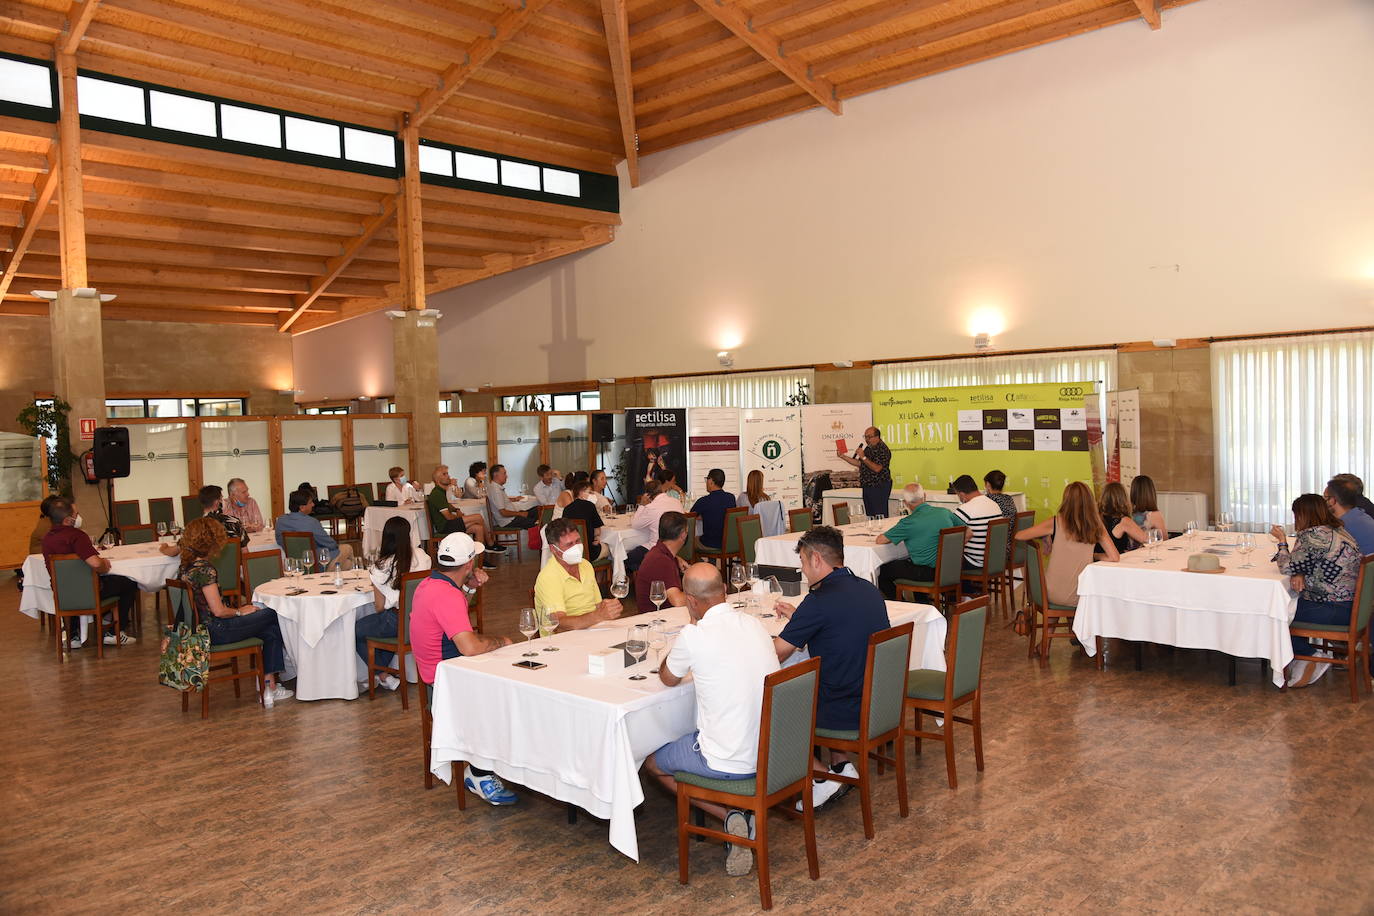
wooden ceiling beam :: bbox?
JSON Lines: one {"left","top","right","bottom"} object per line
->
{"left": 0, "top": 149, "right": 58, "bottom": 304}
{"left": 0, "top": 299, "right": 293, "bottom": 326}
{"left": 412, "top": 0, "right": 555, "bottom": 128}
{"left": 600, "top": 0, "right": 640, "bottom": 186}
{"left": 15, "top": 253, "right": 389, "bottom": 297}
{"left": 58, "top": 0, "right": 102, "bottom": 54}
{"left": 420, "top": 121, "right": 619, "bottom": 173}
{"left": 373, "top": 225, "right": 541, "bottom": 255}
{"left": 81, "top": 189, "right": 365, "bottom": 237}
{"left": 79, "top": 161, "right": 384, "bottom": 216}
{"left": 750, "top": 0, "right": 836, "bottom": 29}
{"left": 47, "top": 211, "right": 347, "bottom": 257}
{"left": 1132, "top": 0, "right": 1162, "bottom": 29}
{"left": 278, "top": 196, "right": 396, "bottom": 331}
{"left": 421, "top": 182, "right": 621, "bottom": 226}
{"left": 780, "top": 0, "right": 950, "bottom": 56}
{"left": 2, "top": 283, "right": 334, "bottom": 312}
{"left": 26, "top": 232, "right": 331, "bottom": 276}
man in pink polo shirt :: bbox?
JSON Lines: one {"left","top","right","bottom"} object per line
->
{"left": 410, "top": 531, "right": 515, "bottom": 805}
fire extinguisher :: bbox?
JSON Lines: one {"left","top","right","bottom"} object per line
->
{"left": 80, "top": 449, "right": 98, "bottom": 484}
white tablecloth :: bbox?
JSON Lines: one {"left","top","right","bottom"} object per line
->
{"left": 254, "top": 570, "right": 378, "bottom": 700}
{"left": 361, "top": 505, "right": 429, "bottom": 555}
{"left": 1073, "top": 532, "right": 1297, "bottom": 686}
{"left": 600, "top": 515, "right": 648, "bottom": 580}
{"left": 754, "top": 522, "right": 906, "bottom": 584}
{"left": 821, "top": 488, "right": 1027, "bottom": 525}
{"left": 18, "top": 530, "right": 277, "bottom": 618}
{"left": 429, "top": 599, "right": 944, "bottom": 861}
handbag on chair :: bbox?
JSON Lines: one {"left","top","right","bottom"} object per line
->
{"left": 158, "top": 622, "right": 210, "bottom": 692}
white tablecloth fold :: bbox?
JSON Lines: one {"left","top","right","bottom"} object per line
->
{"left": 254, "top": 570, "right": 377, "bottom": 700}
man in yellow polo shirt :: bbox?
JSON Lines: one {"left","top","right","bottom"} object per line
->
{"left": 535, "top": 518, "right": 623, "bottom": 631}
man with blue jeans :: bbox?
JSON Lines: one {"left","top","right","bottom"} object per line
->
{"left": 838, "top": 426, "right": 892, "bottom": 518}
{"left": 645, "top": 563, "right": 779, "bottom": 877}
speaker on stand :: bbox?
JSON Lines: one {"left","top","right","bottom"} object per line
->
{"left": 92, "top": 426, "right": 131, "bottom": 544}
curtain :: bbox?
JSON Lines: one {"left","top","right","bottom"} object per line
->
{"left": 652, "top": 369, "right": 813, "bottom": 409}
{"left": 1212, "top": 331, "right": 1374, "bottom": 527}
{"left": 872, "top": 349, "right": 1117, "bottom": 392}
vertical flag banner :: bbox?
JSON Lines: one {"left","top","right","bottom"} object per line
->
{"left": 741, "top": 407, "right": 804, "bottom": 509}
{"left": 686, "top": 408, "right": 741, "bottom": 496}
{"left": 1116, "top": 389, "right": 1141, "bottom": 489}
{"left": 624, "top": 408, "right": 687, "bottom": 503}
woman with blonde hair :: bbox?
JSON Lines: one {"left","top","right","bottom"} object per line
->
{"left": 1099, "top": 481, "right": 1148, "bottom": 554}
{"left": 736, "top": 469, "right": 770, "bottom": 514}
{"left": 176, "top": 516, "right": 292, "bottom": 703}
{"left": 1016, "top": 481, "right": 1120, "bottom": 607}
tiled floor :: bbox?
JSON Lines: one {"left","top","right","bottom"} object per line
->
{"left": 2, "top": 554, "right": 1371, "bottom": 914}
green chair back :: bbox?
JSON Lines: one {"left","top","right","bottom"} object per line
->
{"left": 326, "top": 484, "right": 348, "bottom": 501}
{"left": 166, "top": 578, "right": 197, "bottom": 628}
{"left": 833, "top": 503, "right": 851, "bottom": 527}
{"left": 120, "top": 524, "right": 157, "bottom": 545}
{"left": 1025, "top": 540, "right": 1047, "bottom": 610}
{"left": 282, "top": 531, "right": 316, "bottom": 570}
{"left": 113, "top": 500, "right": 141, "bottom": 528}
{"left": 1354, "top": 555, "right": 1374, "bottom": 631}
{"left": 788, "top": 508, "right": 813, "bottom": 534}
{"left": 538, "top": 504, "right": 555, "bottom": 527}
{"left": 677, "top": 513, "right": 698, "bottom": 563}
{"left": 213, "top": 539, "right": 242, "bottom": 594}
{"left": 865, "top": 624, "right": 914, "bottom": 741}
{"left": 148, "top": 498, "right": 175, "bottom": 528}
{"left": 181, "top": 495, "right": 203, "bottom": 527}
{"left": 1011, "top": 511, "right": 1035, "bottom": 566}
{"left": 50, "top": 555, "right": 99, "bottom": 611}
{"left": 948, "top": 597, "right": 988, "bottom": 699}
{"left": 936, "top": 526, "right": 967, "bottom": 588}
{"left": 354, "top": 483, "right": 375, "bottom": 504}
{"left": 762, "top": 657, "right": 821, "bottom": 796}
{"left": 720, "top": 506, "right": 747, "bottom": 553}
{"left": 243, "top": 549, "right": 283, "bottom": 596}
{"left": 737, "top": 515, "right": 763, "bottom": 565}
{"left": 983, "top": 518, "right": 1011, "bottom": 576}
{"left": 399, "top": 569, "right": 428, "bottom": 643}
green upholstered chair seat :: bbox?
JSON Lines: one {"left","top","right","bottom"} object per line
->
{"left": 814, "top": 726, "right": 859, "bottom": 741}
{"left": 1291, "top": 621, "right": 1351, "bottom": 633}
{"left": 905, "top": 668, "right": 946, "bottom": 701}
{"left": 210, "top": 637, "right": 264, "bottom": 653}
{"left": 674, "top": 771, "right": 757, "bottom": 796}
{"left": 894, "top": 578, "right": 935, "bottom": 588}
{"left": 695, "top": 542, "right": 723, "bottom": 556}
{"left": 1047, "top": 601, "right": 1077, "bottom": 612}
{"left": 591, "top": 554, "right": 612, "bottom": 567}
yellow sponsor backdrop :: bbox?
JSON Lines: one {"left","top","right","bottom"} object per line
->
{"left": 871, "top": 382, "right": 1099, "bottom": 517}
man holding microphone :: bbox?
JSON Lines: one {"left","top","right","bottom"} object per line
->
{"left": 839, "top": 426, "right": 892, "bottom": 519}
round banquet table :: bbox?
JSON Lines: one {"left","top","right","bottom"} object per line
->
{"left": 361, "top": 504, "right": 429, "bottom": 556}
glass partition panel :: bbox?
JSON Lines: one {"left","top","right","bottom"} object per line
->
{"left": 0, "top": 431, "right": 44, "bottom": 503}
{"left": 496, "top": 415, "right": 541, "bottom": 496}
{"left": 597, "top": 413, "right": 628, "bottom": 505}
{"left": 353, "top": 418, "right": 410, "bottom": 491}
{"left": 547, "top": 414, "right": 588, "bottom": 478}
{"left": 440, "top": 417, "right": 490, "bottom": 486}
{"left": 282, "top": 419, "right": 343, "bottom": 502}
{"left": 200, "top": 421, "right": 270, "bottom": 524}
{"left": 117, "top": 423, "right": 189, "bottom": 522}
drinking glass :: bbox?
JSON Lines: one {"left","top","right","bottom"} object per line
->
{"left": 518, "top": 607, "right": 538, "bottom": 656}
{"left": 1145, "top": 529, "right": 1161, "bottom": 563}
{"left": 649, "top": 580, "right": 666, "bottom": 618}
{"left": 610, "top": 576, "right": 629, "bottom": 601}
{"left": 626, "top": 624, "right": 649, "bottom": 679}
{"left": 1218, "top": 512, "right": 1233, "bottom": 534}
{"left": 1238, "top": 533, "right": 1255, "bottom": 569}
{"left": 729, "top": 562, "right": 747, "bottom": 596}
{"left": 1184, "top": 520, "right": 1196, "bottom": 542}
{"left": 538, "top": 603, "right": 560, "bottom": 650}
{"left": 156, "top": 522, "right": 168, "bottom": 538}
{"left": 170, "top": 525, "right": 182, "bottom": 538}
{"left": 649, "top": 623, "right": 667, "bottom": 674}
{"left": 318, "top": 549, "right": 331, "bottom": 573}
{"left": 853, "top": 513, "right": 868, "bottom": 531}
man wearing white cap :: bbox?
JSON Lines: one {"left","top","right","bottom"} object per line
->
{"left": 410, "top": 531, "right": 517, "bottom": 805}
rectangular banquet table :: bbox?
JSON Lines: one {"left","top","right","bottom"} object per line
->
{"left": 253, "top": 568, "right": 381, "bottom": 700}
{"left": 753, "top": 521, "right": 907, "bottom": 584}
{"left": 1073, "top": 531, "right": 1298, "bottom": 686}
{"left": 428, "top": 598, "right": 946, "bottom": 861}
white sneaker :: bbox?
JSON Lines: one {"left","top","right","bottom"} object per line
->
{"left": 377, "top": 673, "right": 401, "bottom": 691}
{"left": 263, "top": 684, "right": 293, "bottom": 708}
{"left": 102, "top": 632, "right": 137, "bottom": 646}
{"left": 794, "top": 767, "right": 852, "bottom": 812}
{"left": 1287, "top": 658, "right": 1315, "bottom": 688}
{"left": 723, "top": 810, "right": 754, "bottom": 877}
{"left": 1306, "top": 649, "right": 1334, "bottom": 685}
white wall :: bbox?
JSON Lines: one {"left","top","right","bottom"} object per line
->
{"left": 293, "top": 0, "right": 1374, "bottom": 400}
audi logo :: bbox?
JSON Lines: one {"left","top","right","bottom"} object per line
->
{"left": 1059, "top": 386, "right": 1085, "bottom": 396}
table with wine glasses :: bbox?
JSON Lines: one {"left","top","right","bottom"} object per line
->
{"left": 753, "top": 520, "right": 907, "bottom": 584}
{"left": 360, "top": 504, "right": 429, "bottom": 556}
{"left": 428, "top": 597, "right": 946, "bottom": 861}
{"left": 252, "top": 567, "right": 384, "bottom": 701}
{"left": 1074, "top": 529, "right": 1297, "bottom": 686}
{"left": 599, "top": 513, "right": 648, "bottom": 579}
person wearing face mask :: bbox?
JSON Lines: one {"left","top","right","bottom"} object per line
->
{"left": 771, "top": 525, "right": 888, "bottom": 812}
{"left": 533, "top": 518, "right": 623, "bottom": 631}
{"left": 224, "top": 478, "right": 266, "bottom": 533}
{"left": 39, "top": 497, "right": 139, "bottom": 648}
{"left": 385, "top": 466, "right": 421, "bottom": 504}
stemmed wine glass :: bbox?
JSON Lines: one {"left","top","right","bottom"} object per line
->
{"left": 1184, "top": 520, "right": 1197, "bottom": 543}
{"left": 169, "top": 524, "right": 182, "bottom": 539}
{"left": 729, "top": 562, "right": 747, "bottom": 599}
{"left": 1218, "top": 512, "right": 1233, "bottom": 535}
{"left": 648, "top": 622, "right": 667, "bottom": 674}
{"left": 518, "top": 607, "right": 539, "bottom": 656}
{"left": 538, "top": 603, "right": 559, "bottom": 651}
{"left": 649, "top": 580, "right": 666, "bottom": 621}
{"left": 1145, "top": 529, "right": 1162, "bottom": 563}
{"left": 626, "top": 624, "right": 649, "bottom": 679}
{"left": 1237, "top": 533, "right": 1255, "bottom": 569}
{"left": 610, "top": 575, "right": 630, "bottom": 603}
{"left": 317, "top": 549, "right": 331, "bottom": 575}
{"left": 156, "top": 522, "right": 168, "bottom": 539}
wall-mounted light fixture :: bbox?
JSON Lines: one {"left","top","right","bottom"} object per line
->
{"left": 31, "top": 289, "right": 117, "bottom": 302}
{"left": 717, "top": 350, "right": 734, "bottom": 369}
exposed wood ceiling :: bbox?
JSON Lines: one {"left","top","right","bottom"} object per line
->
{"left": 0, "top": 0, "right": 1199, "bottom": 331}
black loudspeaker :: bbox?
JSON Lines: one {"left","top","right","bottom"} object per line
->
{"left": 92, "top": 426, "right": 131, "bottom": 479}
{"left": 591, "top": 413, "right": 615, "bottom": 443}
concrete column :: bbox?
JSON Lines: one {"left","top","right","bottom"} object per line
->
{"left": 391, "top": 310, "right": 441, "bottom": 481}
{"left": 50, "top": 288, "right": 105, "bottom": 532}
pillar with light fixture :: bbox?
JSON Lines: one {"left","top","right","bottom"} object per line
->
{"left": 389, "top": 307, "right": 443, "bottom": 479}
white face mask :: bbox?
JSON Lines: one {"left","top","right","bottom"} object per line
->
{"left": 71, "top": 514, "right": 83, "bottom": 528}
{"left": 396, "top": 476, "right": 408, "bottom": 486}
{"left": 557, "top": 542, "right": 584, "bottom": 565}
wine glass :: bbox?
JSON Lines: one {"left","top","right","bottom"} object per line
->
{"left": 1238, "top": 533, "right": 1254, "bottom": 569}
{"left": 610, "top": 575, "right": 629, "bottom": 601}
{"left": 1218, "top": 512, "right": 1233, "bottom": 535}
{"left": 760, "top": 575, "right": 781, "bottom": 617}
{"left": 518, "top": 607, "right": 539, "bottom": 656}
{"left": 648, "top": 622, "right": 667, "bottom": 674}
{"left": 156, "top": 522, "right": 168, "bottom": 539}
{"left": 729, "top": 562, "right": 747, "bottom": 596}
{"left": 170, "top": 524, "right": 182, "bottom": 539}
{"left": 538, "top": 603, "right": 559, "bottom": 650}
{"left": 317, "top": 549, "right": 331, "bottom": 574}
{"left": 853, "top": 512, "right": 868, "bottom": 531}
{"left": 1145, "top": 529, "right": 1161, "bottom": 563}
{"left": 649, "top": 580, "right": 666, "bottom": 620}
{"left": 626, "top": 624, "right": 649, "bottom": 679}
{"left": 1184, "top": 520, "right": 1196, "bottom": 542}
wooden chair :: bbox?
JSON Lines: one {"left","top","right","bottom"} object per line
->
{"left": 1005, "top": 510, "right": 1036, "bottom": 628}
{"left": 119, "top": 523, "right": 158, "bottom": 545}
{"left": 1024, "top": 540, "right": 1097, "bottom": 667}
{"left": 736, "top": 514, "right": 763, "bottom": 566}
{"left": 491, "top": 514, "right": 525, "bottom": 560}
{"left": 212, "top": 538, "right": 243, "bottom": 607}
{"left": 366, "top": 569, "right": 427, "bottom": 711}
{"left": 46, "top": 554, "right": 120, "bottom": 661}
{"left": 813, "top": 623, "right": 914, "bottom": 839}
{"left": 281, "top": 531, "right": 317, "bottom": 572}
{"left": 674, "top": 657, "right": 822, "bottom": 911}
{"left": 903, "top": 596, "right": 988, "bottom": 789}
{"left": 677, "top": 512, "right": 699, "bottom": 564}
{"left": 788, "top": 508, "right": 813, "bottom": 534}
{"left": 695, "top": 506, "right": 748, "bottom": 569}
{"left": 353, "top": 482, "right": 376, "bottom": 504}
{"left": 895, "top": 526, "right": 968, "bottom": 611}
{"left": 377, "top": 482, "right": 392, "bottom": 502}
{"left": 241, "top": 549, "right": 283, "bottom": 599}
{"left": 148, "top": 497, "right": 175, "bottom": 531}
{"left": 567, "top": 517, "right": 613, "bottom": 587}
{"left": 1289, "top": 554, "right": 1374, "bottom": 703}
{"left": 832, "top": 502, "right": 851, "bottom": 527}
{"left": 417, "top": 678, "right": 466, "bottom": 807}
{"left": 180, "top": 495, "right": 203, "bottom": 528}
{"left": 537, "top": 504, "right": 556, "bottom": 527}
{"left": 166, "top": 578, "right": 265, "bottom": 719}
{"left": 113, "top": 499, "right": 141, "bottom": 528}
{"left": 960, "top": 517, "right": 1011, "bottom": 616}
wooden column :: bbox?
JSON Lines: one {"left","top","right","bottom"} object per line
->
{"left": 397, "top": 121, "right": 425, "bottom": 311}
{"left": 185, "top": 420, "right": 203, "bottom": 494}
{"left": 55, "top": 52, "right": 87, "bottom": 289}
{"left": 341, "top": 417, "right": 356, "bottom": 485}
{"left": 267, "top": 418, "right": 284, "bottom": 519}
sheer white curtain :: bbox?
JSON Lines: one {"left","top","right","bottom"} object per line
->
{"left": 873, "top": 349, "right": 1117, "bottom": 392}
{"left": 652, "top": 368, "right": 813, "bottom": 408}
{"left": 1212, "top": 331, "right": 1374, "bottom": 527}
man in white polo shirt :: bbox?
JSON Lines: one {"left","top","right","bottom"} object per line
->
{"left": 644, "top": 563, "right": 779, "bottom": 878}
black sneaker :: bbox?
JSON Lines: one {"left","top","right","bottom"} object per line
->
{"left": 483, "top": 557, "right": 500, "bottom": 569}
{"left": 487, "top": 543, "right": 508, "bottom": 553}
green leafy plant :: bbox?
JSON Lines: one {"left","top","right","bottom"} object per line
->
{"left": 784, "top": 381, "right": 811, "bottom": 407}
{"left": 17, "top": 398, "right": 74, "bottom": 496}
